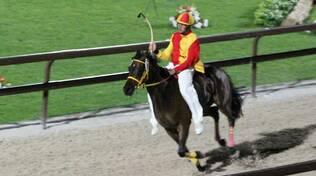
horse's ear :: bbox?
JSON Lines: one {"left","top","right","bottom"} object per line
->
{"left": 132, "top": 50, "right": 142, "bottom": 60}
{"left": 136, "top": 50, "right": 141, "bottom": 57}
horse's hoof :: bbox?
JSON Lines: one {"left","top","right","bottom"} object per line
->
{"left": 195, "top": 151, "right": 205, "bottom": 159}
{"left": 219, "top": 139, "right": 227, "bottom": 147}
{"left": 227, "top": 147, "right": 240, "bottom": 159}
{"left": 178, "top": 147, "right": 189, "bottom": 157}
{"left": 197, "top": 165, "right": 206, "bottom": 172}
{"left": 230, "top": 149, "right": 240, "bottom": 159}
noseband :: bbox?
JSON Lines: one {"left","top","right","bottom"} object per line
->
{"left": 127, "top": 58, "right": 169, "bottom": 88}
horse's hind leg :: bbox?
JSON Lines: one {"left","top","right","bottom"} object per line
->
{"left": 228, "top": 118, "right": 236, "bottom": 148}
{"left": 215, "top": 103, "right": 237, "bottom": 148}
{"left": 208, "top": 106, "right": 226, "bottom": 147}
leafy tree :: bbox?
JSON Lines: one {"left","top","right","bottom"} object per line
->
{"left": 254, "top": 0, "right": 298, "bottom": 27}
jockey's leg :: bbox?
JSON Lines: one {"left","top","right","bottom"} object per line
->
{"left": 147, "top": 93, "right": 159, "bottom": 135}
{"left": 178, "top": 69, "right": 204, "bottom": 135}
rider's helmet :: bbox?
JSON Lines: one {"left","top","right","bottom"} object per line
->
{"left": 176, "top": 12, "right": 195, "bottom": 26}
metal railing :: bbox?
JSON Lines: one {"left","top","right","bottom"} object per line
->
{"left": 0, "top": 23, "right": 316, "bottom": 129}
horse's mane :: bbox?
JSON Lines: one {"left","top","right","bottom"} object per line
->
{"left": 147, "top": 53, "right": 170, "bottom": 79}
{"left": 157, "top": 66, "right": 170, "bottom": 78}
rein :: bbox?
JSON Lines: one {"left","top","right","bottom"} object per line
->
{"left": 127, "top": 59, "right": 170, "bottom": 88}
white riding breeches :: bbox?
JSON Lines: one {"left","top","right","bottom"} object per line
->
{"left": 177, "top": 68, "right": 204, "bottom": 124}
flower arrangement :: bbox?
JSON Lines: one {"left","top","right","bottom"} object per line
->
{"left": 169, "top": 5, "right": 209, "bottom": 29}
{"left": 254, "top": 0, "right": 299, "bottom": 27}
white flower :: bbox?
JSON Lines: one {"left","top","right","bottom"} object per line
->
{"left": 169, "top": 16, "right": 175, "bottom": 21}
{"left": 194, "top": 15, "right": 201, "bottom": 21}
{"left": 192, "top": 10, "right": 200, "bottom": 16}
{"left": 169, "top": 17, "right": 177, "bottom": 28}
{"left": 194, "top": 22, "right": 202, "bottom": 29}
{"left": 203, "top": 19, "right": 209, "bottom": 27}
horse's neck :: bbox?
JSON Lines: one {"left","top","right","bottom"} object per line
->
{"left": 146, "top": 66, "right": 176, "bottom": 97}
{"left": 146, "top": 66, "right": 168, "bottom": 85}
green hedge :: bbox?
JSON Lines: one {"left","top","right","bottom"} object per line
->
{"left": 254, "top": 0, "right": 299, "bottom": 27}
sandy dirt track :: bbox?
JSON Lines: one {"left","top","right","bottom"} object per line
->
{"left": 0, "top": 81, "right": 316, "bottom": 176}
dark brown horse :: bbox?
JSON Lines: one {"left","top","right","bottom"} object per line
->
{"left": 123, "top": 50, "right": 243, "bottom": 171}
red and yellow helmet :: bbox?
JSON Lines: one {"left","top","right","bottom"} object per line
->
{"left": 176, "top": 12, "right": 195, "bottom": 26}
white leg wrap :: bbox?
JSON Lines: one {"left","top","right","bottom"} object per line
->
{"left": 147, "top": 93, "right": 159, "bottom": 135}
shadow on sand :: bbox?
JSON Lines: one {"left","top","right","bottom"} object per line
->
{"left": 201, "top": 124, "right": 316, "bottom": 174}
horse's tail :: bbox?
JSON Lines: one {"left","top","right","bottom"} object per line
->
{"left": 231, "top": 83, "right": 243, "bottom": 119}
{"left": 205, "top": 66, "right": 243, "bottom": 119}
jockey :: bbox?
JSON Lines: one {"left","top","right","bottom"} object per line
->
{"left": 149, "top": 12, "right": 204, "bottom": 135}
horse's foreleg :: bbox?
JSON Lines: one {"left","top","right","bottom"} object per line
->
{"left": 165, "top": 128, "right": 179, "bottom": 144}
{"left": 228, "top": 119, "right": 236, "bottom": 148}
{"left": 177, "top": 124, "right": 189, "bottom": 157}
{"left": 165, "top": 127, "right": 191, "bottom": 157}
{"left": 185, "top": 151, "right": 205, "bottom": 172}
{"left": 178, "top": 124, "right": 206, "bottom": 172}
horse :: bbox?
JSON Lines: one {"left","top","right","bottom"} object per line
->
{"left": 123, "top": 50, "right": 243, "bottom": 171}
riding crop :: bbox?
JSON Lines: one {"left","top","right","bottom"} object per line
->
{"left": 137, "top": 12, "right": 154, "bottom": 53}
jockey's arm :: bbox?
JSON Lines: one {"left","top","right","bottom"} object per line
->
{"left": 154, "top": 35, "right": 174, "bottom": 61}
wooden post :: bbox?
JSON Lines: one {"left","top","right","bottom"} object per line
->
{"left": 42, "top": 60, "right": 54, "bottom": 129}
{"left": 251, "top": 36, "right": 261, "bottom": 97}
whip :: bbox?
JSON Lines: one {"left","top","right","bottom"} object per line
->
{"left": 137, "top": 12, "right": 154, "bottom": 48}
{"left": 137, "top": 12, "right": 155, "bottom": 72}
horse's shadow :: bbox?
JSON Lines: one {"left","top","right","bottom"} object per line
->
{"left": 201, "top": 124, "right": 316, "bottom": 174}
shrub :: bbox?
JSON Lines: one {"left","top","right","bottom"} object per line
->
{"left": 254, "top": 0, "right": 299, "bottom": 27}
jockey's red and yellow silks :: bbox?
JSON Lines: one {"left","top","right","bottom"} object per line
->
{"left": 157, "top": 31, "right": 204, "bottom": 73}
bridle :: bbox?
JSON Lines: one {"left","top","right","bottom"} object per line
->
{"left": 127, "top": 58, "right": 170, "bottom": 88}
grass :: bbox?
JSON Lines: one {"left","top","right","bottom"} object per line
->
{"left": 0, "top": 0, "right": 315, "bottom": 124}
